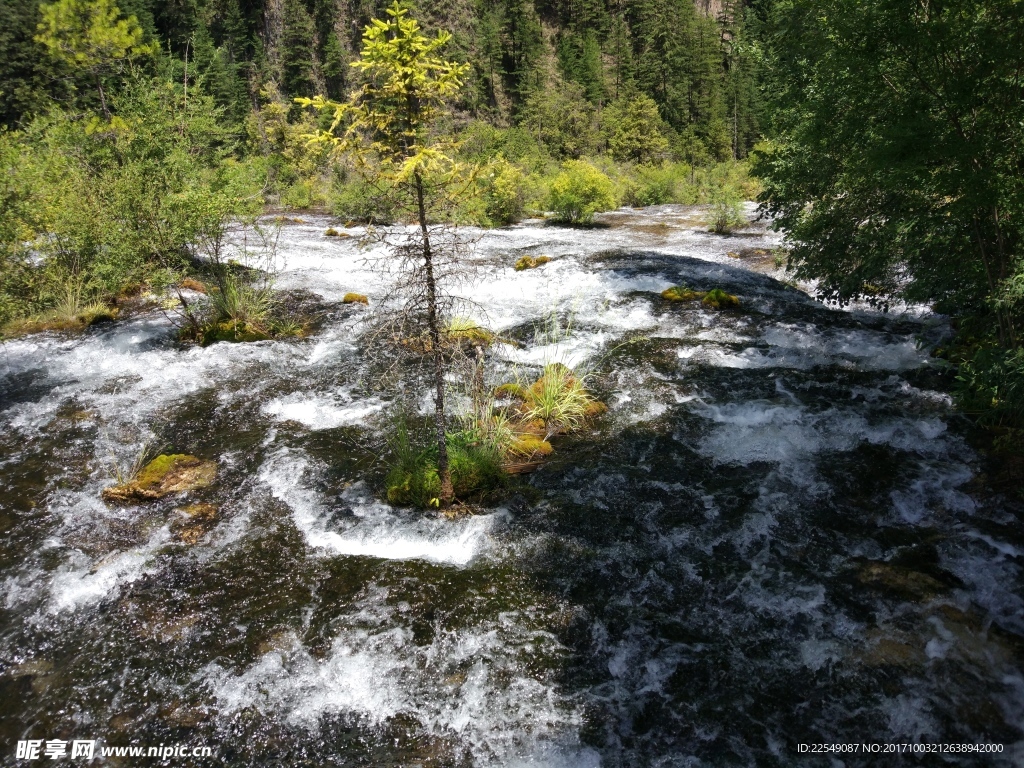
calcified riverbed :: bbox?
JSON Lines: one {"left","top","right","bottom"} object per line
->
{"left": 2, "top": 206, "right": 1023, "bottom": 767}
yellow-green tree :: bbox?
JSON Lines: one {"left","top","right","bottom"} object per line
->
{"left": 298, "top": 3, "right": 470, "bottom": 506}
{"left": 35, "top": 0, "right": 153, "bottom": 118}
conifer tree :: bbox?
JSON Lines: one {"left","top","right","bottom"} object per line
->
{"left": 299, "top": 2, "right": 471, "bottom": 506}
{"left": 36, "top": 0, "right": 154, "bottom": 117}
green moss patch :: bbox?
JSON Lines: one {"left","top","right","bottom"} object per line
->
{"left": 102, "top": 454, "right": 217, "bottom": 503}
{"left": 701, "top": 288, "right": 740, "bottom": 309}
{"left": 660, "top": 285, "right": 705, "bottom": 302}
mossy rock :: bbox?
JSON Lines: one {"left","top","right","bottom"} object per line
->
{"left": 177, "top": 278, "right": 208, "bottom": 293}
{"left": 701, "top": 289, "right": 740, "bottom": 309}
{"left": 343, "top": 293, "right": 369, "bottom": 305}
{"left": 102, "top": 455, "right": 217, "bottom": 503}
{"left": 445, "top": 319, "right": 495, "bottom": 346}
{"left": 200, "top": 320, "right": 271, "bottom": 345}
{"left": 514, "top": 255, "right": 552, "bottom": 271}
{"left": 855, "top": 629, "right": 927, "bottom": 667}
{"left": 494, "top": 382, "right": 531, "bottom": 400}
{"left": 508, "top": 433, "right": 554, "bottom": 458}
{"left": 170, "top": 503, "right": 219, "bottom": 544}
{"left": 325, "top": 228, "right": 351, "bottom": 238}
{"left": 661, "top": 285, "right": 705, "bottom": 302}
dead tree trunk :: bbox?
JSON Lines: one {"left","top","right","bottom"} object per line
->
{"left": 414, "top": 170, "right": 454, "bottom": 506}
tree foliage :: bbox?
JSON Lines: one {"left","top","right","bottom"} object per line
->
{"left": 36, "top": 0, "right": 154, "bottom": 115}
{"left": 755, "top": 0, "right": 1024, "bottom": 425}
{"left": 756, "top": 0, "right": 1024, "bottom": 311}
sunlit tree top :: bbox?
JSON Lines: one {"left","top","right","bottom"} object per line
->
{"left": 296, "top": 2, "right": 470, "bottom": 182}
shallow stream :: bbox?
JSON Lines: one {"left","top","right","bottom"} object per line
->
{"left": 2, "top": 206, "right": 1022, "bottom": 766}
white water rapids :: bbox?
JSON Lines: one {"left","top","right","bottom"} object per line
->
{"left": 1, "top": 205, "right": 1021, "bottom": 766}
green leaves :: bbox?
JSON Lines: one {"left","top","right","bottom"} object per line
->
{"left": 296, "top": 1, "right": 470, "bottom": 185}
{"left": 36, "top": 0, "right": 153, "bottom": 73}
{"left": 757, "top": 0, "right": 1024, "bottom": 312}
{"left": 549, "top": 159, "right": 616, "bottom": 224}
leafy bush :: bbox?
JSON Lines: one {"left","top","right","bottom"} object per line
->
{"left": 330, "top": 175, "right": 396, "bottom": 224}
{"left": 708, "top": 186, "right": 746, "bottom": 234}
{"left": 549, "top": 160, "right": 616, "bottom": 224}
{"left": 481, "top": 158, "right": 527, "bottom": 225}
{"left": 0, "top": 76, "right": 262, "bottom": 331}
{"left": 622, "top": 163, "right": 693, "bottom": 207}
{"left": 460, "top": 122, "right": 546, "bottom": 169}
{"left": 957, "top": 346, "right": 1024, "bottom": 429}
{"left": 280, "top": 179, "right": 323, "bottom": 209}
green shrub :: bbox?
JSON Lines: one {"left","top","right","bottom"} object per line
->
{"left": 280, "top": 179, "right": 318, "bottom": 209}
{"left": 460, "top": 122, "right": 546, "bottom": 169}
{"left": 549, "top": 160, "right": 616, "bottom": 224}
{"left": 385, "top": 424, "right": 505, "bottom": 508}
{"left": 623, "top": 163, "right": 692, "bottom": 207}
{"left": 482, "top": 158, "right": 527, "bottom": 225}
{"left": 708, "top": 186, "right": 746, "bottom": 234}
{"left": 330, "top": 176, "right": 396, "bottom": 224}
{"left": 956, "top": 346, "right": 1024, "bottom": 428}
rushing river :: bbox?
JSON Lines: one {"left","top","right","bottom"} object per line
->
{"left": 1, "top": 206, "right": 1022, "bottom": 766}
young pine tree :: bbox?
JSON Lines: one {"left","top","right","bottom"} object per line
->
{"left": 298, "top": 2, "right": 471, "bottom": 506}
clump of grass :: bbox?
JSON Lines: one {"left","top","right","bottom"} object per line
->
{"left": 343, "top": 292, "right": 369, "bottom": 305}
{"left": 179, "top": 273, "right": 305, "bottom": 346}
{"left": 211, "top": 279, "right": 273, "bottom": 327}
{"left": 325, "top": 227, "right": 341, "bottom": 236}
{"left": 104, "top": 440, "right": 163, "bottom": 487}
{"left": 385, "top": 420, "right": 506, "bottom": 508}
{"left": 516, "top": 363, "right": 606, "bottom": 438}
{"left": 514, "top": 255, "right": 551, "bottom": 271}
{"left": 1, "top": 279, "right": 118, "bottom": 338}
{"left": 193, "top": 277, "right": 275, "bottom": 344}
{"left": 494, "top": 362, "right": 606, "bottom": 442}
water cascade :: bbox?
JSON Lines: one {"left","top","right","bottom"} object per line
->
{"left": 1, "top": 206, "right": 1021, "bottom": 765}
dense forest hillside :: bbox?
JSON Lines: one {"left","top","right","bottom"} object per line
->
{"left": 0, "top": 0, "right": 762, "bottom": 161}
